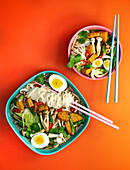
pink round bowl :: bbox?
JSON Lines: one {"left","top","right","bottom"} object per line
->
{"left": 68, "top": 25, "right": 122, "bottom": 80}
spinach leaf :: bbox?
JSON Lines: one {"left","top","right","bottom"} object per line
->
{"left": 35, "top": 74, "right": 44, "bottom": 85}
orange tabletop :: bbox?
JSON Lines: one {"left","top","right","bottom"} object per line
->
{"left": 0, "top": 0, "right": 130, "bottom": 169}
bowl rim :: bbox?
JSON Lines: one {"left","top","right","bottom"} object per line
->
{"left": 5, "top": 70, "right": 90, "bottom": 155}
{"left": 68, "top": 25, "right": 122, "bottom": 80}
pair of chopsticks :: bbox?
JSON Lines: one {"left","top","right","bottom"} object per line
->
{"left": 35, "top": 82, "right": 119, "bottom": 130}
{"left": 70, "top": 101, "right": 119, "bottom": 130}
{"left": 106, "top": 14, "right": 120, "bottom": 103}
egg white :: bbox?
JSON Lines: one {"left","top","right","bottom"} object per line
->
{"left": 31, "top": 133, "right": 49, "bottom": 148}
{"left": 49, "top": 74, "right": 67, "bottom": 92}
{"left": 103, "top": 60, "right": 110, "bottom": 70}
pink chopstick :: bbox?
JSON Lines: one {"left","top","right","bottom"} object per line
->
{"left": 34, "top": 81, "right": 57, "bottom": 94}
{"left": 69, "top": 103, "right": 119, "bottom": 130}
{"left": 72, "top": 101, "right": 113, "bottom": 124}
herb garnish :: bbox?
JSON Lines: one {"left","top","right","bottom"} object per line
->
{"left": 66, "top": 54, "right": 81, "bottom": 68}
{"left": 77, "top": 30, "right": 88, "bottom": 44}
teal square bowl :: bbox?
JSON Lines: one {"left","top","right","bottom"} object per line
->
{"left": 5, "top": 71, "right": 90, "bottom": 155}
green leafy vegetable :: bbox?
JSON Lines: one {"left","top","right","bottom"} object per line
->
{"left": 35, "top": 74, "right": 44, "bottom": 85}
{"left": 76, "top": 65, "right": 82, "bottom": 72}
{"left": 112, "top": 57, "right": 116, "bottom": 68}
{"left": 81, "top": 113, "right": 86, "bottom": 123}
{"left": 66, "top": 54, "right": 75, "bottom": 68}
{"left": 84, "top": 64, "right": 92, "bottom": 68}
{"left": 45, "top": 82, "right": 50, "bottom": 87}
{"left": 75, "top": 54, "right": 82, "bottom": 63}
{"left": 18, "top": 122, "right": 23, "bottom": 127}
{"left": 78, "top": 30, "right": 88, "bottom": 40}
{"left": 66, "top": 54, "right": 81, "bottom": 68}
{"left": 49, "top": 113, "right": 53, "bottom": 123}
{"left": 26, "top": 126, "right": 32, "bottom": 138}
{"left": 13, "top": 111, "right": 22, "bottom": 118}
{"left": 80, "top": 101, "right": 85, "bottom": 106}
{"left": 18, "top": 95, "right": 24, "bottom": 102}
{"left": 77, "top": 37, "right": 86, "bottom": 44}
{"left": 113, "top": 47, "right": 116, "bottom": 55}
{"left": 78, "top": 30, "right": 88, "bottom": 44}
{"left": 50, "top": 138, "right": 56, "bottom": 146}
{"left": 102, "top": 45, "right": 106, "bottom": 54}
{"left": 69, "top": 116, "right": 75, "bottom": 134}
{"left": 12, "top": 98, "right": 17, "bottom": 105}
{"left": 28, "top": 107, "right": 35, "bottom": 116}
{"left": 11, "top": 114, "right": 23, "bottom": 124}
{"left": 74, "top": 120, "right": 83, "bottom": 126}
{"left": 62, "top": 130, "right": 68, "bottom": 138}
{"left": 31, "top": 123, "right": 40, "bottom": 132}
{"left": 100, "top": 69, "right": 108, "bottom": 73}
{"left": 48, "top": 127, "right": 67, "bottom": 138}
{"left": 73, "top": 113, "right": 86, "bottom": 126}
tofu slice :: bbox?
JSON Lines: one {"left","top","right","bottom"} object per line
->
{"left": 85, "top": 44, "right": 94, "bottom": 55}
{"left": 87, "top": 53, "right": 98, "bottom": 64}
{"left": 88, "top": 31, "right": 108, "bottom": 42}
{"left": 99, "top": 31, "right": 108, "bottom": 42}
{"left": 26, "top": 97, "right": 34, "bottom": 107}
{"left": 65, "top": 121, "right": 72, "bottom": 134}
{"left": 39, "top": 105, "right": 45, "bottom": 112}
{"left": 81, "top": 68, "right": 93, "bottom": 76}
{"left": 16, "top": 100, "right": 24, "bottom": 110}
{"left": 58, "top": 111, "right": 69, "bottom": 121}
{"left": 33, "top": 102, "right": 38, "bottom": 113}
{"left": 70, "top": 113, "right": 83, "bottom": 123}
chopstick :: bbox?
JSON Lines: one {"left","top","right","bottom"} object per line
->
{"left": 115, "top": 14, "right": 120, "bottom": 103}
{"left": 71, "top": 101, "right": 113, "bottom": 124}
{"left": 106, "top": 15, "right": 117, "bottom": 103}
{"left": 70, "top": 103, "right": 119, "bottom": 130}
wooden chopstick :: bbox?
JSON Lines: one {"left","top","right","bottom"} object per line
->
{"left": 106, "top": 15, "right": 117, "bottom": 103}
{"left": 115, "top": 14, "right": 120, "bottom": 103}
{"left": 72, "top": 101, "right": 113, "bottom": 124}
{"left": 69, "top": 103, "right": 119, "bottom": 130}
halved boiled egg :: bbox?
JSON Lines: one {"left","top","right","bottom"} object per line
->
{"left": 49, "top": 74, "right": 67, "bottom": 92}
{"left": 31, "top": 133, "right": 49, "bottom": 148}
{"left": 92, "top": 58, "right": 103, "bottom": 68}
{"left": 103, "top": 60, "right": 110, "bottom": 70}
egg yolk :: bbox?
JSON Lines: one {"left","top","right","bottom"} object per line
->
{"left": 51, "top": 78, "right": 63, "bottom": 89}
{"left": 34, "top": 135, "right": 44, "bottom": 144}
{"left": 95, "top": 60, "right": 101, "bottom": 67}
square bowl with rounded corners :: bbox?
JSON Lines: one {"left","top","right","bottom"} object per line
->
{"left": 68, "top": 25, "right": 122, "bottom": 80}
{"left": 5, "top": 71, "right": 90, "bottom": 155}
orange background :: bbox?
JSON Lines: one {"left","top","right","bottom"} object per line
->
{"left": 0, "top": 0, "right": 130, "bottom": 169}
